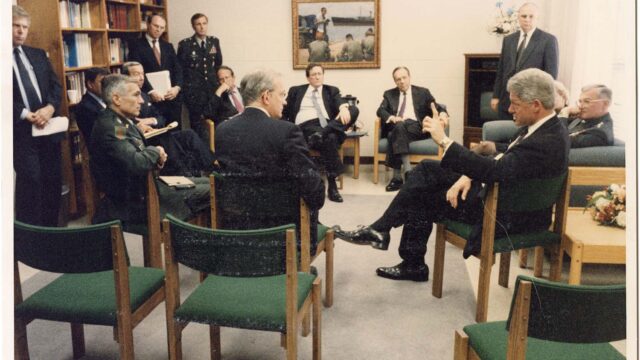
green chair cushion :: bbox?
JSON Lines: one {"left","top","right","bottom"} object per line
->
{"left": 175, "top": 272, "right": 316, "bottom": 332}
{"left": 15, "top": 267, "right": 165, "bottom": 326}
{"left": 318, "top": 224, "right": 329, "bottom": 242}
{"left": 441, "top": 220, "right": 560, "bottom": 253}
{"left": 464, "top": 321, "right": 625, "bottom": 360}
{"left": 378, "top": 138, "right": 439, "bottom": 155}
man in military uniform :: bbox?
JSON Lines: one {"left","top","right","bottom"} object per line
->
{"left": 177, "top": 13, "right": 223, "bottom": 141}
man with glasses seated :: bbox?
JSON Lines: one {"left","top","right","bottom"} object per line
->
{"left": 558, "top": 84, "right": 614, "bottom": 148}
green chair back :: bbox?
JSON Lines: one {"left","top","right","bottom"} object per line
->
{"left": 508, "top": 275, "right": 626, "bottom": 343}
{"left": 498, "top": 172, "right": 567, "bottom": 213}
{"left": 166, "top": 214, "right": 295, "bottom": 277}
{"left": 14, "top": 220, "right": 122, "bottom": 273}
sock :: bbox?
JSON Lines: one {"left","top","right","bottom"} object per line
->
{"left": 402, "top": 155, "right": 412, "bottom": 173}
{"left": 392, "top": 168, "right": 402, "bottom": 180}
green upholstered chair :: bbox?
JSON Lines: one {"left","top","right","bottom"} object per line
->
{"left": 210, "top": 173, "right": 335, "bottom": 308}
{"left": 14, "top": 220, "right": 166, "bottom": 360}
{"left": 162, "top": 215, "right": 321, "bottom": 360}
{"left": 432, "top": 173, "right": 569, "bottom": 323}
{"left": 454, "top": 275, "right": 626, "bottom": 360}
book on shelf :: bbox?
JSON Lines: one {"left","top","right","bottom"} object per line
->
{"left": 107, "top": 4, "right": 130, "bottom": 30}
{"left": 109, "top": 37, "right": 128, "bottom": 64}
{"left": 63, "top": 33, "right": 92, "bottom": 68}
{"left": 65, "top": 72, "right": 86, "bottom": 104}
{"left": 60, "top": 0, "right": 92, "bottom": 28}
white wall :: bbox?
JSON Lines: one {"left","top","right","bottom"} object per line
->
{"left": 168, "top": 0, "right": 533, "bottom": 156}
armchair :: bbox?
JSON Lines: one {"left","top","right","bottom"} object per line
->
{"left": 14, "top": 220, "right": 166, "bottom": 359}
{"left": 454, "top": 275, "right": 625, "bottom": 359}
{"left": 162, "top": 216, "right": 321, "bottom": 360}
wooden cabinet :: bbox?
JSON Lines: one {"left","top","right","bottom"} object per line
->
{"left": 17, "top": 0, "right": 168, "bottom": 218}
{"left": 463, "top": 54, "right": 500, "bottom": 148}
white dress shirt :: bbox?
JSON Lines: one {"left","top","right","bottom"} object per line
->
{"left": 295, "top": 85, "right": 329, "bottom": 125}
{"left": 13, "top": 46, "right": 43, "bottom": 119}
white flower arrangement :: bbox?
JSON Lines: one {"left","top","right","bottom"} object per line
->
{"left": 489, "top": 1, "right": 519, "bottom": 36}
{"left": 585, "top": 184, "right": 626, "bottom": 228}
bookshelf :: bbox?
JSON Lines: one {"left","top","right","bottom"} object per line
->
{"left": 18, "top": 0, "right": 168, "bottom": 217}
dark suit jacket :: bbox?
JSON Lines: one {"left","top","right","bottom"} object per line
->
{"left": 127, "top": 37, "right": 183, "bottom": 93}
{"left": 215, "top": 107, "right": 325, "bottom": 211}
{"left": 89, "top": 108, "right": 161, "bottom": 223}
{"left": 443, "top": 116, "right": 569, "bottom": 240}
{"left": 282, "top": 84, "right": 350, "bottom": 126}
{"left": 202, "top": 88, "right": 240, "bottom": 126}
{"left": 493, "top": 29, "right": 559, "bottom": 114}
{"left": 12, "top": 45, "right": 62, "bottom": 142}
{"left": 139, "top": 91, "right": 167, "bottom": 127}
{"left": 562, "top": 113, "right": 614, "bottom": 148}
{"left": 74, "top": 92, "right": 105, "bottom": 140}
{"left": 376, "top": 85, "right": 445, "bottom": 139}
{"left": 177, "top": 34, "right": 222, "bottom": 110}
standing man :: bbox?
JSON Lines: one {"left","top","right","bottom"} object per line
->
{"left": 203, "top": 65, "right": 243, "bottom": 126}
{"left": 90, "top": 74, "right": 210, "bottom": 225}
{"left": 335, "top": 69, "right": 569, "bottom": 281}
{"left": 282, "top": 63, "right": 359, "bottom": 203}
{"left": 12, "top": 5, "right": 63, "bottom": 226}
{"left": 74, "top": 67, "right": 110, "bottom": 140}
{"left": 128, "top": 13, "right": 183, "bottom": 127}
{"left": 376, "top": 66, "right": 448, "bottom": 192}
{"left": 491, "top": 2, "right": 558, "bottom": 119}
{"left": 177, "top": 13, "right": 223, "bottom": 140}
{"left": 315, "top": 7, "right": 330, "bottom": 41}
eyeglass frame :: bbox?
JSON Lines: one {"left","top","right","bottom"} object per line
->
{"left": 577, "top": 98, "right": 608, "bottom": 106}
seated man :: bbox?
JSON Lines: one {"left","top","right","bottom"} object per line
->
{"left": 559, "top": 84, "right": 614, "bottom": 148}
{"left": 376, "top": 66, "right": 448, "bottom": 192}
{"left": 202, "top": 65, "right": 243, "bottom": 126}
{"left": 89, "top": 74, "right": 210, "bottom": 225}
{"left": 282, "top": 63, "right": 359, "bottom": 203}
{"left": 75, "top": 67, "right": 110, "bottom": 140}
{"left": 215, "top": 69, "right": 325, "bottom": 244}
{"left": 335, "top": 69, "right": 569, "bottom": 282}
{"left": 122, "top": 61, "right": 215, "bottom": 176}
{"left": 339, "top": 33, "right": 364, "bottom": 62}
{"left": 308, "top": 32, "right": 331, "bottom": 63}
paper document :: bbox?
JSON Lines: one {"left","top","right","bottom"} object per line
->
{"left": 143, "top": 121, "right": 178, "bottom": 139}
{"left": 146, "top": 70, "right": 171, "bottom": 94}
{"left": 159, "top": 176, "right": 195, "bottom": 188}
{"left": 32, "top": 116, "right": 69, "bottom": 137}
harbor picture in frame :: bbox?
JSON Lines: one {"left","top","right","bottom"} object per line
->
{"left": 292, "top": 0, "right": 380, "bottom": 69}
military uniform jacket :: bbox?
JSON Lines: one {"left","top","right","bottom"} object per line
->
{"left": 177, "top": 34, "right": 223, "bottom": 109}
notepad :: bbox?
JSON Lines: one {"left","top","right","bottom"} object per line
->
{"left": 146, "top": 70, "right": 171, "bottom": 95}
{"left": 143, "top": 121, "right": 178, "bottom": 139}
{"left": 32, "top": 116, "right": 69, "bottom": 137}
{"left": 159, "top": 176, "right": 195, "bottom": 188}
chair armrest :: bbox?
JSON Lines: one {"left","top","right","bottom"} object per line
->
{"left": 482, "top": 120, "right": 518, "bottom": 142}
{"left": 205, "top": 119, "right": 215, "bottom": 152}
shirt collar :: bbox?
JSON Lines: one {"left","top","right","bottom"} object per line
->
{"left": 146, "top": 34, "right": 159, "bottom": 44}
{"left": 246, "top": 105, "right": 270, "bottom": 117}
{"left": 524, "top": 111, "right": 555, "bottom": 139}
{"left": 88, "top": 91, "right": 106, "bottom": 108}
{"left": 521, "top": 27, "right": 536, "bottom": 39}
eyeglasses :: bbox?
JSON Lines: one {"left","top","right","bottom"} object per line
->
{"left": 577, "top": 98, "right": 607, "bottom": 105}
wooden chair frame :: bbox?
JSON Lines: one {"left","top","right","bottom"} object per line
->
{"left": 432, "top": 177, "right": 569, "bottom": 323}
{"left": 372, "top": 117, "right": 443, "bottom": 184}
{"left": 209, "top": 176, "right": 335, "bottom": 308}
{"left": 162, "top": 222, "right": 321, "bottom": 360}
{"left": 14, "top": 224, "right": 166, "bottom": 360}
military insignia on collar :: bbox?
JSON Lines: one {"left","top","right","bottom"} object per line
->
{"left": 115, "top": 125, "right": 127, "bottom": 140}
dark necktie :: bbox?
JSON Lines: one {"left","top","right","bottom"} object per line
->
{"left": 508, "top": 126, "right": 529, "bottom": 150}
{"left": 14, "top": 48, "right": 42, "bottom": 110}
{"left": 515, "top": 33, "right": 527, "bottom": 67}
{"left": 397, "top": 92, "right": 407, "bottom": 118}
{"left": 200, "top": 40, "right": 206, "bottom": 52}
{"left": 311, "top": 89, "right": 327, "bottom": 127}
{"left": 152, "top": 39, "right": 161, "bottom": 66}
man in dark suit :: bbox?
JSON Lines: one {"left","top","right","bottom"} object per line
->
{"left": 122, "top": 61, "right": 215, "bottom": 177}
{"left": 74, "top": 67, "right": 110, "bottom": 140}
{"left": 89, "top": 74, "right": 210, "bottom": 225}
{"left": 491, "top": 2, "right": 559, "bottom": 119}
{"left": 202, "top": 65, "right": 242, "bottom": 127}
{"left": 282, "top": 63, "right": 359, "bottom": 203}
{"left": 127, "top": 14, "right": 183, "bottom": 127}
{"left": 560, "top": 84, "right": 614, "bottom": 148}
{"left": 335, "top": 69, "right": 569, "bottom": 282}
{"left": 177, "top": 13, "right": 223, "bottom": 140}
{"left": 216, "top": 69, "right": 325, "bottom": 212}
{"left": 376, "top": 66, "right": 448, "bottom": 192}
{"left": 12, "top": 5, "right": 64, "bottom": 226}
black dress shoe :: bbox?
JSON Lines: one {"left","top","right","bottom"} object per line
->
{"left": 376, "top": 262, "right": 429, "bottom": 282}
{"left": 334, "top": 225, "right": 390, "bottom": 250}
{"left": 385, "top": 178, "right": 403, "bottom": 192}
{"left": 327, "top": 186, "right": 343, "bottom": 202}
{"left": 307, "top": 132, "right": 323, "bottom": 149}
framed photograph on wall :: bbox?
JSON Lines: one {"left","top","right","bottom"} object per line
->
{"left": 292, "top": 0, "right": 380, "bottom": 69}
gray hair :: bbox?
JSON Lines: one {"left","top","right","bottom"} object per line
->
{"left": 240, "top": 69, "right": 280, "bottom": 105}
{"left": 121, "top": 61, "right": 142, "bottom": 75}
{"left": 13, "top": 5, "right": 30, "bottom": 22}
{"left": 507, "top": 68, "right": 555, "bottom": 110}
{"left": 101, "top": 74, "right": 137, "bottom": 106}
{"left": 581, "top": 84, "right": 612, "bottom": 101}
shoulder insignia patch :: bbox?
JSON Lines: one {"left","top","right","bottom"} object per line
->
{"left": 115, "top": 125, "right": 127, "bottom": 140}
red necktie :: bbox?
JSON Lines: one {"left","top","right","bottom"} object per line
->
{"left": 152, "top": 39, "right": 161, "bottom": 66}
{"left": 230, "top": 90, "right": 244, "bottom": 113}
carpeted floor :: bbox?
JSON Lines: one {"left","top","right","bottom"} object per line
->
{"left": 20, "top": 194, "right": 479, "bottom": 359}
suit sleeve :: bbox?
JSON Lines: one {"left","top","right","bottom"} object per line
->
{"left": 281, "top": 88, "right": 297, "bottom": 122}
{"left": 213, "top": 38, "right": 223, "bottom": 69}
{"left": 41, "top": 51, "right": 62, "bottom": 113}
{"left": 376, "top": 91, "right": 394, "bottom": 122}
{"left": 202, "top": 92, "right": 224, "bottom": 121}
{"left": 166, "top": 44, "right": 183, "bottom": 88}
{"left": 493, "top": 39, "right": 508, "bottom": 99}
{"left": 176, "top": 41, "right": 189, "bottom": 82}
{"left": 283, "top": 125, "right": 325, "bottom": 210}
{"left": 543, "top": 35, "right": 559, "bottom": 79}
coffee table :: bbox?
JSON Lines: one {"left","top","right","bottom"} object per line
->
{"left": 562, "top": 209, "right": 626, "bottom": 284}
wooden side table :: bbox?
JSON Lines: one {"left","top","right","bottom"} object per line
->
{"left": 342, "top": 130, "right": 367, "bottom": 179}
{"left": 562, "top": 209, "right": 626, "bottom": 284}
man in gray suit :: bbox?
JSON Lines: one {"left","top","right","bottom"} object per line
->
{"left": 491, "top": 2, "right": 558, "bottom": 119}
